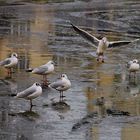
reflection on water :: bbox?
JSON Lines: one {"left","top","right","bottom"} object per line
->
{"left": 51, "top": 100, "right": 70, "bottom": 113}
{"left": 0, "top": 0, "right": 140, "bottom": 140}
{"left": 17, "top": 110, "right": 40, "bottom": 121}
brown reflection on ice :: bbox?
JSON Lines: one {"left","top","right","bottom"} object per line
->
{"left": 0, "top": 6, "right": 55, "bottom": 78}
{"left": 122, "top": 124, "right": 140, "bottom": 140}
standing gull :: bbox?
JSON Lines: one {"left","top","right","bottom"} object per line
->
{"left": 31, "top": 60, "right": 55, "bottom": 86}
{"left": 15, "top": 82, "right": 42, "bottom": 110}
{"left": 49, "top": 74, "right": 71, "bottom": 100}
{"left": 71, "top": 24, "right": 133, "bottom": 62}
{"left": 127, "top": 59, "right": 139, "bottom": 78}
{"left": 0, "top": 52, "right": 18, "bottom": 77}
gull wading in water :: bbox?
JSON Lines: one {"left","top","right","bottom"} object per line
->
{"left": 27, "top": 61, "right": 55, "bottom": 86}
{"left": 0, "top": 53, "right": 18, "bottom": 77}
{"left": 15, "top": 82, "right": 42, "bottom": 109}
{"left": 127, "top": 59, "right": 139, "bottom": 78}
{"left": 71, "top": 23, "right": 133, "bottom": 62}
{"left": 49, "top": 74, "right": 71, "bottom": 100}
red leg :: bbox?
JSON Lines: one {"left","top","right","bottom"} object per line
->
{"left": 7, "top": 68, "right": 12, "bottom": 78}
{"left": 42, "top": 75, "right": 50, "bottom": 87}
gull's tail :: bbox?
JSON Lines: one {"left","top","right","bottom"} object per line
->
{"left": 26, "top": 68, "right": 33, "bottom": 72}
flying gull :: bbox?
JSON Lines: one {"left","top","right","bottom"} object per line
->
{"left": 71, "top": 23, "right": 134, "bottom": 62}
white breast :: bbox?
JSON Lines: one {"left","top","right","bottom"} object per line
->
{"left": 97, "top": 40, "right": 107, "bottom": 54}
{"left": 46, "top": 64, "right": 54, "bottom": 74}
{"left": 129, "top": 63, "right": 139, "bottom": 72}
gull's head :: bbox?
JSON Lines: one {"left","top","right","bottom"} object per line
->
{"left": 34, "top": 82, "right": 41, "bottom": 87}
{"left": 11, "top": 52, "right": 18, "bottom": 58}
{"left": 132, "top": 59, "right": 139, "bottom": 64}
{"left": 102, "top": 37, "right": 107, "bottom": 44}
{"left": 47, "top": 60, "right": 55, "bottom": 65}
{"left": 61, "top": 74, "right": 68, "bottom": 79}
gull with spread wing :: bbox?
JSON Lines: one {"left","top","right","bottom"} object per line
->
{"left": 71, "top": 24, "right": 135, "bottom": 62}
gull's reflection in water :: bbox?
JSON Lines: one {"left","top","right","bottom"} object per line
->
{"left": 0, "top": 78, "right": 17, "bottom": 96}
{"left": 16, "top": 134, "right": 29, "bottom": 140}
{"left": 16, "top": 110, "right": 40, "bottom": 121}
{"left": 95, "top": 97, "right": 106, "bottom": 118}
{"left": 51, "top": 99, "right": 70, "bottom": 119}
{"left": 0, "top": 100, "right": 9, "bottom": 128}
{"left": 127, "top": 79, "right": 140, "bottom": 97}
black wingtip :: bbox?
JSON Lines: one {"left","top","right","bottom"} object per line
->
{"left": 70, "top": 23, "right": 79, "bottom": 32}
{"left": 25, "top": 68, "right": 33, "bottom": 72}
{"left": 9, "top": 93, "right": 17, "bottom": 97}
{"left": 70, "top": 22, "right": 75, "bottom": 28}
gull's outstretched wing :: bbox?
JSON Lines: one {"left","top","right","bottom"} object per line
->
{"left": 71, "top": 23, "right": 99, "bottom": 47}
{"left": 108, "top": 40, "right": 132, "bottom": 48}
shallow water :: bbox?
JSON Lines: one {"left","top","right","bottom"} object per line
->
{"left": 0, "top": 0, "right": 140, "bottom": 140}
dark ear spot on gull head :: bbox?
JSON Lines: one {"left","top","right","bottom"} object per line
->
{"left": 12, "top": 52, "right": 18, "bottom": 58}
{"left": 61, "top": 74, "right": 68, "bottom": 78}
{"left": 133, "top": 59, "right": 138, "bottom": 63}
{"left": 51, "top": 60, "right": 58, "bottom": 66}
{"left": 48, "top": 60, "right": 56, "bottom": 65}
{"left": 35, "top": 82, "right": 41, "bottom": 86}
{"left": 48, "top": 60, "right": 54, "bottom": 63}
{"left": 51, "top": 61, "right": 54, "bottom": 64}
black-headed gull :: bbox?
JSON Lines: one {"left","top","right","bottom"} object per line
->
{"left": 49, "top": 74, "right": 71, "bottom": 100}
{"left": 30, "top": 61, "right": 55, "bottom": 86}
{"left": 127, "top": 59, "right": 139, "bottom": 78}
{"left": 15, "top": 82, "right": 42, "bottom": 109}
{"left": 71, "top": 24, "right": 133, "bottom": 62}
{"left": 0, "top": 52, "right": 18, "bottom": 77}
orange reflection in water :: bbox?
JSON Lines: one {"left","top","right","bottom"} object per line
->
{"left": 0, "top": 6, "right": 55, "bottom": 78}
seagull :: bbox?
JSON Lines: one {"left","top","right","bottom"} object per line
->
{"left": 31, "top": 61, "right": 55, "bottom": 86}
{"left": 49, "top": 74, "right": 71, "bottom": 100}
{"left": 15, "top": 82, "right": 42, "bottom": 109}
{"left": 127, "top": 59, "right": 139, "bottom": 78}
{"left": 0, "top": 52, "right": 18, "bottom": 77}
{"left": 71, "top": 23, "right": 133, "bottom": 62}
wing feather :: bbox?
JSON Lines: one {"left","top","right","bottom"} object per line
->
{"left": 16, "top": 86, "right": 36, "bottom": 98}
{"left": 33, "top": 65, "right": 48, "bottom": 74}
{"left": 108, "top": 41, "right": 131, "bottom": 48}
{"left": 71, "top": 23, "right": 99, "bottom": 47}
{"left": 49, "top": 80, "right": 65, "bottom": 89}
